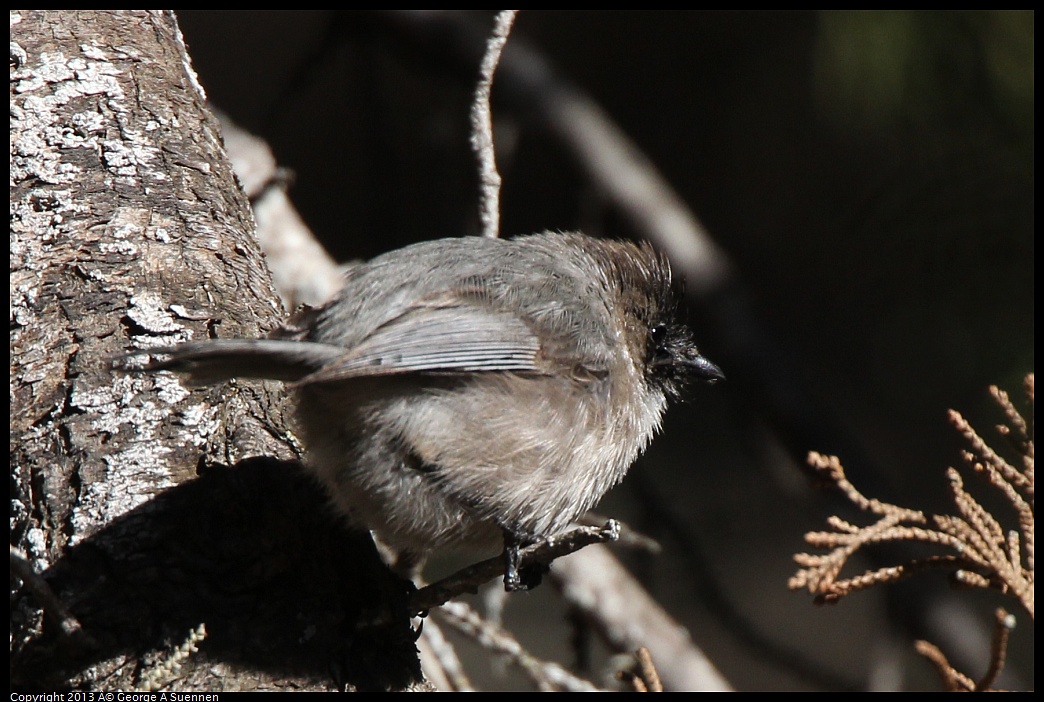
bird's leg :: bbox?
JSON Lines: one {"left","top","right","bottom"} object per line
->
{"left": 502, "top": 529, "right": 524, "bottom": 591}
{"left": 500, "top": 528, "right": 550, "bottom": 591}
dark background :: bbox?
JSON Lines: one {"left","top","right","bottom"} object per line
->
{"left": 174, "top": 11, "right": 1033, "bottom": 690}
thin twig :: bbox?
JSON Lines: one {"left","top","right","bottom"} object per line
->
{"left": 435, "top": 600, "right": 602, "bottom": 691}
{"left": 471, "top": 10, "right": 517, "bottom": 239}
{"left": 10, "top": 546, "right": 88, "bottom": 641}
{"left": 418, "top": 616, "right": 475, "bottom": 691}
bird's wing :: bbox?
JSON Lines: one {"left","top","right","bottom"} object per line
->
{"left": 296, "top": 301, "right": 543, "bottom": 385}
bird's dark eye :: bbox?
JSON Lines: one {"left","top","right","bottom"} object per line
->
{"left": 649, "top": 324, "right": 668, "bottom": 349}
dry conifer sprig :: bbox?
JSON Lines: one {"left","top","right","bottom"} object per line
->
{"left": 789, "top": 375, "right": 1034, "bottom": 617}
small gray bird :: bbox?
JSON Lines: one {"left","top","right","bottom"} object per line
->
{"left": 121, "top": 233, "right": 723, "bottom": 589}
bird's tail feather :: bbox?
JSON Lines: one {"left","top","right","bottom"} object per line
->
{"left": 114, "top": 339, "right": 345, "bottom": 384}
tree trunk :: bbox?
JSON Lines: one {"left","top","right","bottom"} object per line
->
{"left": 11, "top": 10, "right": 420, "bottom": 691}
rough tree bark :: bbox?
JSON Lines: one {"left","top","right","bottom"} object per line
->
{"left": 11, "top": 10, "right": 420, "bottom": 691}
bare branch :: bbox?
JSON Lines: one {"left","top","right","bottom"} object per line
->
{"left": 471, "top": 10, "right": 518, "bottom": 239}
{"left": 552, "top": 543, "right": 733, "bottom": 691}
{"left": 410, "top": 520, "right": 620, "bottom": 613}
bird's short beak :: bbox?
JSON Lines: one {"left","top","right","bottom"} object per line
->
{"left": 690, "top": 354, "right": 725, "bottom": 383}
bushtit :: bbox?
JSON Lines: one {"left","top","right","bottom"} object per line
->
{"left": 122, "top": 232, "right": 723, "bottom": 589}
